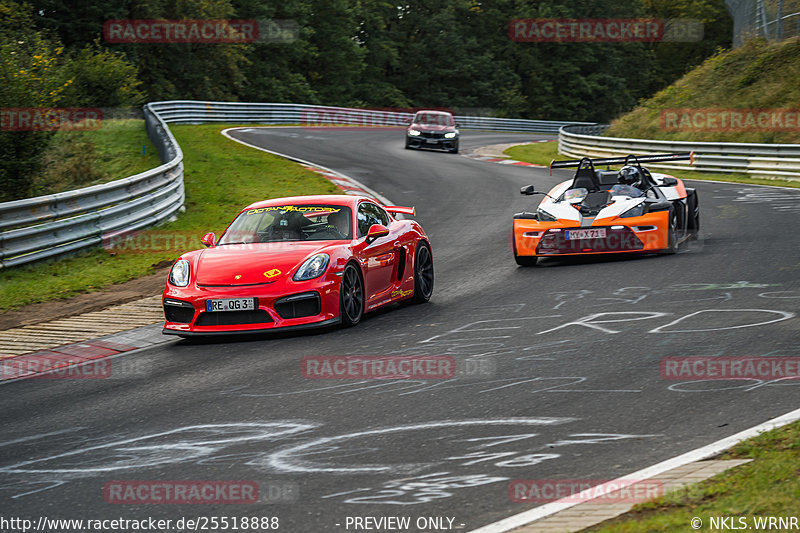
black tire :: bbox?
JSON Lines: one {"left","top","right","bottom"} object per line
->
{"left": 512, "top": 231, "right": 538, "bottom": 266}
{"left": 410, "top": 242, "right": 434, "bottom": 303}
{"left": 339, "top": 263, "right": 364, "bottom": 327}
{"left": 405, "top": 140, "right": 412, "bottom": 149}
{"left": 660, "top": 207, "right": 678, "bottom": 254}
{"left": 687, "top": 189, "right": 700, "bottom": 239}
{"left": 450, "top": 142, "right": 459, "bottom": 154}
{"left": 514, "top": 254, "right": 538, "bottom": 266}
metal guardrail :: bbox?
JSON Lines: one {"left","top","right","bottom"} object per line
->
{"left": 559, "top": 124, "right": 800, "bottom": 179}
{"left": 7, "top": 99, "right": 799, "bottom": 268}
{"left": 0, "top": 100, "right": 583, "bottom": 268}
{"left": 0, "top": 103, "right": 184, "bottom": 268}
{"left": 147, "top": 100, "right": 591, "bottom": 134}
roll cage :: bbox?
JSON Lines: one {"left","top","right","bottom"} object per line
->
{"left": 549, "top": 152, "right": 694, "bottom": 192}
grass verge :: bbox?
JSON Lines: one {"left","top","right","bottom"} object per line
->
{"left": 504, "top": 142, "right": 800, "bottom": 189}
{"left": 30, "top": 119, "right": 162, "bottom": 196}
{"left": 604, "top": 38, "right": 800, "bottom": 144}
{"left": 585, "top": 420, "right": 800, "bottom": 532}
{"left": 0, "top": 124, "right": 340, "bottom": 312}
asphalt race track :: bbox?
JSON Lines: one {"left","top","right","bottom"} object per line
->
{"left": 2, "top": 127, "right": 799, "bottom": 532}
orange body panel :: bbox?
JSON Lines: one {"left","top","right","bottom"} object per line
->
{"left": 513, "top": 210, "right": 670, "bottom": 257}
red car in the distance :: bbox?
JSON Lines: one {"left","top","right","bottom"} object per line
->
{"left": 162, "top": 195, "right": 433, "bottom": 337}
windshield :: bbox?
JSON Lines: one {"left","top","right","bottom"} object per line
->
{"left": 609, "top": 184, "right": 645, "bottom": 198}
{"left": 413, "top": 112, "right": 455, "bottom": 126}
{"left": 217, "top": 205, "right": 353, "bottom": 244}
{"left": 562, "top": 188, "right": 588, "bottom": 203}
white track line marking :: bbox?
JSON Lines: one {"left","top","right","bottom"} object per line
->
{"left": 469, "top": 405, "right": 800, "bottom": 533}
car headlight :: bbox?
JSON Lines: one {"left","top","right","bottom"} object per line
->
{"left": 293, "top": 253, "right": 330, "bottom": 281}
{"left": 408, "top": 129, "right": 421, "bottom": 136}
{"left": 169, "top": 259, "right": 191, "bottom": 287}
{"left": 444, "top": 132, "right": 457, "bottom": 139}
{"left": 537, "top": 208, "right": 558, "bottom": 222}
{"left": 618, "top": 202, "right": 647, "bottom": 218}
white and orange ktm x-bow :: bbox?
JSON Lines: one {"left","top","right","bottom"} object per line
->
{"left": 512, "top": 153, "right": 700, "bottom": 266}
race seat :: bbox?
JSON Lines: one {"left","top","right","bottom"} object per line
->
{"left": 571, "top": 158, "right": 601, "bottom": 191}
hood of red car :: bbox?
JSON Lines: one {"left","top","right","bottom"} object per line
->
{"left": 410, "top": 124, "right": 455, "bottom": 132}
{"left": 194, "top": 242, "right": 332, "bottom": 286}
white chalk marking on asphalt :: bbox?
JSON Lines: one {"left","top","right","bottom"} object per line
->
{"left": 649, "top": 308, "right": 795, "bottom": 333}
{"left": 0, "top": 423, "right": 315, "bottom": 474}
{"left": 262, "top": 418, "right": 576, "bottom": 474}
{"left": 0, "top": 428, "right": 84, "bottom": 448}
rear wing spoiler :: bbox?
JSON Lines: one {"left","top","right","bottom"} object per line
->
{"left": 384, "top": 205, "right": 416, "bottom": 216}
{"left": 549, "top": 152, "right": 694, "bottom": 175}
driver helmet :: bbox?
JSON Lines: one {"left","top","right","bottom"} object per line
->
{"left": 327, "top": 208, "right": 349, "bottom": 233}
{"left": 276, "top": 210, "right": 312, "bottom": 230}
{"left": 618, "top": 165, "right": 643, "bottom": 185}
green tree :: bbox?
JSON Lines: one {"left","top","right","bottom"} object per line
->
{"left": 642, "top": 0, "right": 733, "bottom": 94}
{"left": 58, "top": 43, "right": 144, "bottom": 107}
{"left": 482, "top": 0, "right": 654, "bottom": 121}
{"left": 27, "top": 0, "right": 130, "bottom": 48}
{"left": 302, "top": 0, "right": 366, "bottom": 106}
{"left": 351, "top": 0, "right": 410, "bottom": 107}
{"left": 1, "top": 1, "right": 66, "bottom": 201}
{"left": 28, "top": 0, "right": 249, "bottom": 101}
{"left": 233, "top": 0, "right": 318, "bottom": 104}
{"left": 0, "top": 0, "right": 144, "bottom": 201}
{"left": 121, "top": 0, "right": 248, "bottom": 101}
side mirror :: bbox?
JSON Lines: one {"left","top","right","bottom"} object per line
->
{"left": 661, "top": 177, "right": 678, "bottom": 186}
{"left": 366, "top": 224, "right": 389, "bottom": 242}
{"left": 520, "top": 185, "right": 536, "bottom": 195}
{"left": 200, "top": 232, "right": 216, "bottom": 247}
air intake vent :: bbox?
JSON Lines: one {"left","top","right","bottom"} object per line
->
{"left": 195, "top": 310, "right": 272, "bottom": 326}
{"left": 274, "top": 292, "right": 321, "bottom": 319}
{"left": 163, "top": 299, "right": 195, "bottom": 323}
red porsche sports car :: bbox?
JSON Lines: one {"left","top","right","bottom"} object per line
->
{"left": 162, "top": 195, "right": 433, "bottom": 336}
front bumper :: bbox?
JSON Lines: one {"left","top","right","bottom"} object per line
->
{"left": 407, "top": 133, "right": 458, "bottom": 150}
{"left": 162, "top": 274, "right": 341, "bottom": 335}
{"left": 513, "top": 212, "right": 669, "bottom": 257}
{"left": 535, "top": 226, "right": 645, "bottom": 255}
{"left": 163, "top": 317, "right": 341, "bottom": 337}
